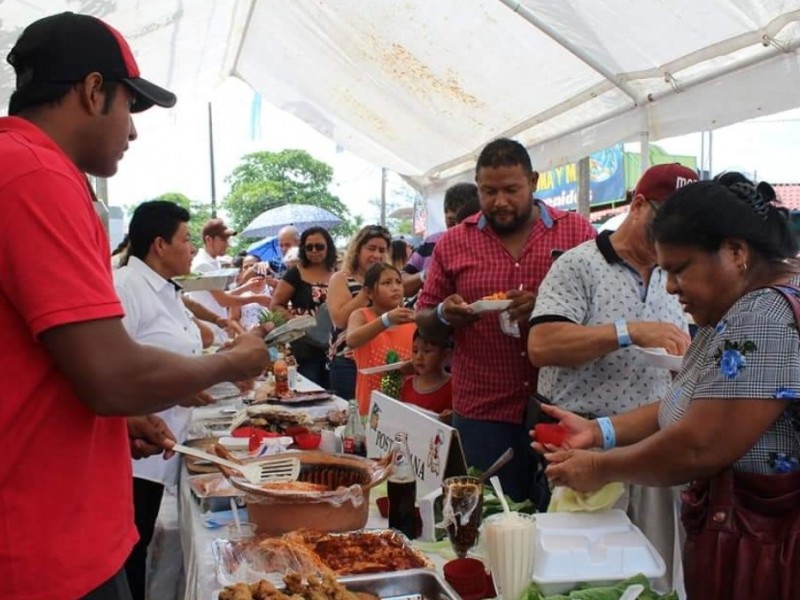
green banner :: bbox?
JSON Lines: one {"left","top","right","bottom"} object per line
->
{"left": 624, "top": 146, "right": 698, "bottom": 191}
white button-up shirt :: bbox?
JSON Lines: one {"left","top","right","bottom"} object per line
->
{"left": 114, "top": 256, "right": 203, "bottom": 487}
{"left": 186, "top": 247, "right": 226, "bottom": 318}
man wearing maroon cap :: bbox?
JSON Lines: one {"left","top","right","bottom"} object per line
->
{"left": 0, "top": 12, "right": 269, "bottom": 600}
{"left": 528, "top": 163, "right": 699, "bottom": 593}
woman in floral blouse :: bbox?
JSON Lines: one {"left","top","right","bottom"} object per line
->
{"left": 531, "top": 173, "right": 800, "bottom": 597}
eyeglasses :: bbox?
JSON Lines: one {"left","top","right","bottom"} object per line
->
{"left": 646, "top": 199, "right": 661, "bottom": 214}
{"left": 304, "top": 243, "right": 326, "bottom": 252}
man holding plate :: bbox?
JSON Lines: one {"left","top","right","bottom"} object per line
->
{"left": 528, "top": 163, "right": 697, "bottom": 593}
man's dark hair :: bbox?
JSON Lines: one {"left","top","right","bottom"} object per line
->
{"left": 651, "top": 172, "right": 797, "bottom": 262}
{"left": 9, "top": 78, "right": 119, "bottom": 116}
{"left": 444, "top": 183, "right": 478, "bottom": 214}
{"left": 475, "top": 138, "right": 533, "bottom": 176}
{"left": 128, "top": 200, "right": 191, "bottom": 261}
{"left": 299, "top": 226, "right": 337, "bottom": 270}
{"left": 455, "top": 195, "right": 481, "bottom": 223}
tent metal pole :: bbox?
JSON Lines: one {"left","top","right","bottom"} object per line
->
{"left": 496, "top": 0, "right": 639, "bottom": 104}
{"left": 208, "top": 102, "right": 218, "bottom": 218}
{"left": 640, "top": 111, "right": 650, "bottom": 175}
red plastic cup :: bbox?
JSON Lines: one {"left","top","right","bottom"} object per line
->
{"left": 295, "top": 431, "right": 322, "bottom": 450}
{"left": 444, "top": 558, "right": 488, "bottom": 599}
{"left": 376, "top": 496, "right": 389, "bottom": 518}
{"left": 535, "top": 423, "right": 567, "bottom": 446}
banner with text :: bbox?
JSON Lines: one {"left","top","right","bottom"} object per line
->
{"left": 536, "top": 144, "right": 625, "bottom": 210}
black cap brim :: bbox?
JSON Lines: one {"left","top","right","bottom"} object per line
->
{"left": 122, "top": 77, "right": 176, "bottom": 113}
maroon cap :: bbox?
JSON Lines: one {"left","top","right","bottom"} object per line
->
{"left": 7, "top": 12, "right": 176, "bottom": 113}
{"left": 634, "top": 163, "right": 699, "bottom": 203}
{"left": 202, "top": 219, "right": 237, "bottom": 239}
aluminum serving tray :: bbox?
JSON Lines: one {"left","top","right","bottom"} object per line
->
{"left": 213, "top": 569, "right": 458, "bottom": 600}
{"left": 338, "top": 569, "right": 459, "bottom": 600}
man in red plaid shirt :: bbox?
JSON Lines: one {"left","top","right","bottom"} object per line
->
{"left": 417, "top": 138, "right": 596, "bottom": 501}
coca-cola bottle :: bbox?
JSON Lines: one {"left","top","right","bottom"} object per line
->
{"left": 342, "top": 400, "right": 366, "bottom": 456}
{"left": 388, "top": 432, "right": 417, "bottom": 539}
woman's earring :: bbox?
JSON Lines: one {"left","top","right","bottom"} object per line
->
{"left": 741, "top": 262, "right": 748, "bottom": 274}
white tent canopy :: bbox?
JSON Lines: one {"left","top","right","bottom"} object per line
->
{"left": 3, "top": 0, "right": 800, "bottom": 228}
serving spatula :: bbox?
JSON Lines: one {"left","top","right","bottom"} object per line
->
{"left": 171, "top": 443, "right": 300, "bottom": 484}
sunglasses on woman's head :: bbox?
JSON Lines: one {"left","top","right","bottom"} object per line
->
{"left": 304, "top": 243, "right": 326, "bottom": 252}
{"left": 366, "top": 226, "right": 391, "bottom": 241}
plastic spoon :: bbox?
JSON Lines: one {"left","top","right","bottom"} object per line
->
{"left": 619, "top": 584, "right": 645, "bottom": 600}
{"left": 489, "top": 475, "right": 511, "bottom": 515}
{"left": 229, "top": 497, "right": 241, "bottom": 537}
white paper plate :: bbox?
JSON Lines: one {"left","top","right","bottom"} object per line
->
{"left": 359, "top": 360, "right": 411, "bottom": 375}
{"left": 634, "top": 346, "right": 684, "bottom": 372}
{"left": 264, "top": 315, "right": 317, "bottom": 344}
{"left": 469, "top": 299, "right": 512, "bottom": 314}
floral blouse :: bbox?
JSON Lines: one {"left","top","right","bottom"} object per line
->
{"left": 658, "top": 278, "right": 800, "bottom": 475}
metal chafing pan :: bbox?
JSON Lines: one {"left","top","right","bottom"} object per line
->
{"left": 338, "top": 569, "right": 459, "bottom": 600}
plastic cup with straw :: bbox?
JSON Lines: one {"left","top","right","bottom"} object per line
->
{"left": 485, "top": 476, "right": 536, "bottom": 600}
{"left": 227, "top": 497, "right": 255, "bottom": 540}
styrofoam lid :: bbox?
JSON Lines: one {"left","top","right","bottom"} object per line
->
{"left": 532, "top": 510, "right": 666, "bottom": 586}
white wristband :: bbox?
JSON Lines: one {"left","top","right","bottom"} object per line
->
{"left": 614, "top": 319, "right": 632, "bottom": 348}
{"left": 436, "top": 302, "right": 451, "bottom": 326}
{"left": 381, "top": 312, "right": 392, "bottom": 328}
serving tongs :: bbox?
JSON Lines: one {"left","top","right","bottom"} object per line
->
{"left": 171, "top": 442, "right": 300, "bottom": 484}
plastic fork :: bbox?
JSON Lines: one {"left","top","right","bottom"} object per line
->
{"left": 171, "top": 443, "right": 300, "bottom": 484}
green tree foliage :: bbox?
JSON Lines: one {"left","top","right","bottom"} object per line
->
{"left": 127, "top": 192, "right": 212, "bottom": 247}
{"left": 221, "top": 149, "right": 355, "bottom": 249}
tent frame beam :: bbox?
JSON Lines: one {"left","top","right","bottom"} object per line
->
{"left": 496, "top": 0, "right": 641, "bottom": 105}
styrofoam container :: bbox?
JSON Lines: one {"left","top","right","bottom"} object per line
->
{"left": 532, "top": 510, "right": 665, "bottom": 595}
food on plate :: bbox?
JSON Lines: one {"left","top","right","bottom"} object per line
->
{"left": 308, "top": 530, "right": 432, "bottom": 574}
{"left": 259, "top": 481, "right": 329, "bottom": 493}
{"left": 219, "top": 572, "right": 379, "bottom": 600}
{"left": 482, "top": 291, "right": 507, "bottom": 300}
{"left": 240, "top": 405, "right": 314, "bottom": 433}
{"left": 253, "top": 379, "right": 277, "bottom": 402}
{"left": 217, "top": 537, "right": 331, "bottom": 583}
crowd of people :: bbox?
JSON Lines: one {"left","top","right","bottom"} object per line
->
{"left": 3, "top": 10, "right": 800, "bottom": 600}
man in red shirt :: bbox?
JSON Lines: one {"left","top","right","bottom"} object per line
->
{"left": 417, "top": 138, "right": 596, "bottom": 501}
{"left": 0, "top": 13, "right": 268, "bottom": 600}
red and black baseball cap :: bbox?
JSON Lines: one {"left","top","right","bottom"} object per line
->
{"left": 6, "top": 12, "right": 176, "bottom": 113}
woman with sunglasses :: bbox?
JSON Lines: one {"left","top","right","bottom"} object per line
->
{"left": 270, "top": 227, "right": 337, "bottom": 387}
{"left": 327, "top": 225, "right": 392, "bottom": 400}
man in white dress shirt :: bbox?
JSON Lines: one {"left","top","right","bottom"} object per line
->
{"left": 114, "top": 201, "right": 211, "bottom": 600}
{"left": 187, "top": 219, "right": 271, "bottom": 336}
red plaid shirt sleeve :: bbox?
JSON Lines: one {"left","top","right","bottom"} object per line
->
{"left": 416, "top": 204, "right": 596, "bottom": 423}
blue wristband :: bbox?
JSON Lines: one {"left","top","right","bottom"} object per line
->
{"left": 596, "top": 417, "right": 616, "bottom": 450}
{"left": 381, "top": 312, "right": 392, "bottom": 328}
{"left": 614, "top": 319, "right": 632, "bottom": 348}
{"left": 436, "top": 302, "right": 451, "bottom": 326}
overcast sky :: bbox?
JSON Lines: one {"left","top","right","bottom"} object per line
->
{"left": 109, "top": 76, "right": 800, "bottom": 225}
